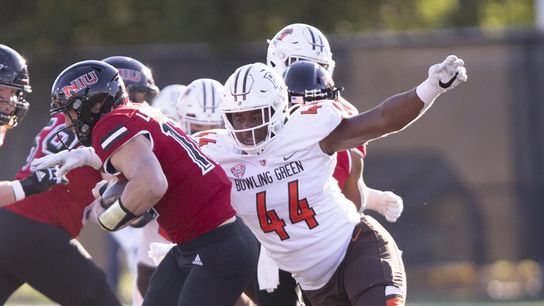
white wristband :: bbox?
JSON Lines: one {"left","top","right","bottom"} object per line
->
{"left": 10, "top": 180, "right": 26, "bottom": 201}
{"left": 416, "top": 79, "right": 441, "bottom": 114}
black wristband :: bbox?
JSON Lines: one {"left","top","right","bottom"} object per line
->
{"left": 19, "top": 176, "right": 40, "bottom": 197}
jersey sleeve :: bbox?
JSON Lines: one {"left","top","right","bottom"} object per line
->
{"left": 351, "top": 144, "right": 367, "bottom": 159}
{"left": 274, "top": 100, "right": 344, "bottom": 155}
{"left": 92, "top": 114, "right": 149, "bottom": 175}
{"left": 192, "top": 129, "right": 236, "bottom": 162}
{"left": 16, "top": 114, "right": 80, "bottom": 180}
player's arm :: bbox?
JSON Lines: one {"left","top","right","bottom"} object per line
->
{"left": 98, "top": 135, "right": 167, "bottom": 231}
{"left": 320, "top": 55, "right": 467, "bottom": 155}
{"left": 341, "top": 150, "right": 363, "bottom": 211}
{"left": 0, "top": 168, "right": 68, "bottom": 207}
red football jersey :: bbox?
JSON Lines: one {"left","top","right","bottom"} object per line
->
{"left": 5, "top": 113, "right": 102, "bottom": 238}
{"left": 332, "top": 145, "right": 367, "bottom": 190}
{"left": 91, "top": 103, "right": 235, "bottom": 244}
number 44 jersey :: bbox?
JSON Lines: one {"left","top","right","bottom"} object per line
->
{"left": 194, "top": 100, "right": 361, "bottom": 290}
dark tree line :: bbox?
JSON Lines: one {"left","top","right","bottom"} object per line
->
{"left": 0, "top": 0, "right": 534, "bottom": 54}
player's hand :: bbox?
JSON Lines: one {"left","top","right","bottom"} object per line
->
{"left": 19, "top": 167, "right": 68, "bottom": 196}
{"left": 92, "top": 180, "right": 109, "bottom": 199}
{"left": 366, "top": 190, "right": 403, "bottom": 223}
{"left": 427, "top": 55, "right": 467, "bottom": 93}
{"left": 30, "top": 146, "right": 102, "bottom": 177}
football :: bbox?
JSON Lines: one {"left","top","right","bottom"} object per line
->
{"left": 100, "top": 179, "right": 128, "bottom": 209}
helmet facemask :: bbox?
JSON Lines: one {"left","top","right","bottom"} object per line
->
{"left": 0, "top": 44, "right": 32, "bottom": 128}
{"left": 0, "top": 87, "right": 29, "bottom": 128}
{"left": 223, "top": 106, "right": 277, "bottom": 154}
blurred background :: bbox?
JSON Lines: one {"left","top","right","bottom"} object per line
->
{"left": 1, "top": 0, "right": 543, "bottom": 305}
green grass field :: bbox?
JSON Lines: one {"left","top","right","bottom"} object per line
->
{"left": 6, "top": 284, "right": 543, "bottom": 306}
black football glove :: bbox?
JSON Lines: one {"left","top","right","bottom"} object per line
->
{"left": 19, "top": 167, "right": 69, "bottom": 196}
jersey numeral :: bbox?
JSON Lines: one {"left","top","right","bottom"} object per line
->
{"left": 300, "top": 104, "right": 322, "bottom": 115}
{"left": 160, "top": 122, "right": 215, "bottom": 174}
{"left": 256, "top": 180, "right": 317, "bottom": 240}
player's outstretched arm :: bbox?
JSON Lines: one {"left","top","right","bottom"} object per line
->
{"left": 0, "top": 167, "right": 68, "bottom": 206}
{"left": 320, "top": 55, "right": 467, "bottom": 154}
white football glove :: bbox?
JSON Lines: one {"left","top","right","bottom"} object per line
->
{"left": 30, "top": 146, "right": 102, "bottom": 177}
{"left": 365, "top": 189, "right": 404, "bottom": 223}
{"left": 416, "top": 55, "right": 468, "bottom": 107}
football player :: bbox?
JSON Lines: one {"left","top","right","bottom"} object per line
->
{"left": 32, "top": 60, "right": 259, "bottom": 306}
{"left": 256, "top": 24, "right": 403, "bottom": 306}
{"left": 189, "top": 58, "right": 466, "bottom": 306}
{"left": 0, "top": 49, "right": 121, "bottom": 304}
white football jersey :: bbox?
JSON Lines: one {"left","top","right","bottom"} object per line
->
{"left": 194, "top": 100, "right": 361, "bottom": 290}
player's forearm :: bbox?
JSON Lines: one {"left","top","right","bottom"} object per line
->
{"left": 121, "top": 160, "right": 168, "bottom": 216}
{"left": 0, "top": 181, "right": 16, "bottom": 207}
{"left": 324, "top": 89, "right": 423, "bottom": 153}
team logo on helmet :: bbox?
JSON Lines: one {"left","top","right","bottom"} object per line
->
{"left": 263, "top": 72, "right": 279, "bottom": 89}
{"left": 230, "top": 164, "right": 246, "bottom": 179}
{"left": 61, "top": 71, "right": 99, "bottom": 99}
{"left": 118, "top": 68, "right": 142, "bottom": 82}
{"left": 277, "top": 28, "right": 293, "bottom": 41}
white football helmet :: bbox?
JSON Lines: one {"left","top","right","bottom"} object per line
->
{"left": 152, "top": 84, "right": 186, "bottom": 121}
{"left": 267, "top": 23, "right": 335, "bottom": 76}
{"left": 222, "top": 62, "right": 288, "bottom": 154}
{"left": 177, "top": 78, "right": 224, "bottom": 134}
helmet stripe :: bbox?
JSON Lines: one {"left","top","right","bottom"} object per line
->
{"left": 202, "top": 81, "right": 207, "bottom": 112}
{"left": 233, "top": 67, "right": 243, "bottom": 102}
{"left": 242, "top": 65, "right": 252, "bottom": 100}
{"left": 307, "top": 26, "right": 316, "bottom": 50}
{"left": 211, "top": 83, "right": 216, "bottom": 113}
{"left": 317, "top": 33, "right": 324, "bottom": 52}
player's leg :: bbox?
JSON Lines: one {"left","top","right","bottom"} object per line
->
{"left": 344, "top": 215, "right": 406, "bottom": 306}
{"left": 0, "top": 209, "right": 25, "bottom": 303}
{"left": 177, "top": 218, "right": 259, "bottom": 306}
{"left": 142, "top": 246, "right": 186, "bottom": 306}
{"left": 0, "top": 209, "right": 121, "bottom": 306}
